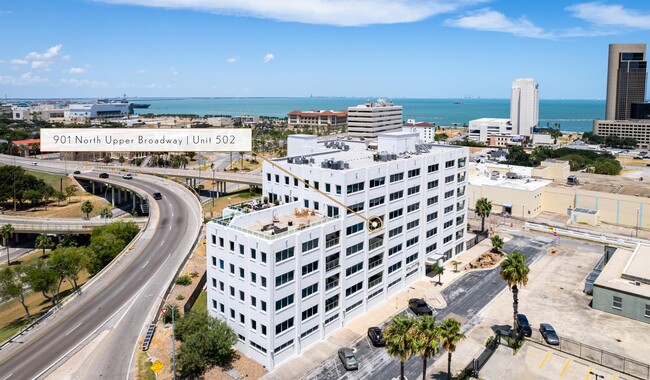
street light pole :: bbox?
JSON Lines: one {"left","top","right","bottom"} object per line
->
{"left": 159, "top": 298, "right": 177, "bottom": 380}
{"left": 636, "top": 208, "right": 640, "bottom": 238}
{"left": 212, "top": 169, "right": 215, "bottom": 207}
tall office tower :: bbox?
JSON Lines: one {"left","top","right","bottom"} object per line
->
{"left": 510, "top": 78, "right": 539, "bottom": 136}
{"left": 207, "top": 133, "right": 468, "bottom": 370}
{"left": 606, "top": 43, "right": 647, "bottom": 120}
{"left": 347, "top": 99, "right": 403, "bottom": 139}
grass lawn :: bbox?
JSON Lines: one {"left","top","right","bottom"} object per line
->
{"left": 191, "top": 291, "right": 207, "bottom": 314}
{"left": 0, "top": 270, "right": 91, "bottom": 344}
{"left": 137, "top": 351, "right": 156, "bottom": 380}
{"left": 25, "top": 170, "right": 76, "bottom": 193}
{"left": 225, "top": 157, "right": 262, "bottom": 172}
{"left": 202, "top": 188, "right": 261, "bottom": 218}
{"left": 0, "top": 249, "right": 49, "bottom": 269}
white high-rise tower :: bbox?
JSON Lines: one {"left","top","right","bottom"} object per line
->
{"left": 510, "top": 78, "right": 539, "bottom": 136}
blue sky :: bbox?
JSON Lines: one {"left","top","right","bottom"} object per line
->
{"left": 0, "top": 0, "right": 648, "bottom": 99}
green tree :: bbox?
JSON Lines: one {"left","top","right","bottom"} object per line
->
{"left": 99, "top": 207, "right": 113, "bottom": 219}
{"left": 49, "top": 247, "right": 86, "bottom": 294}
{"left": 35, "top": 233, "right": 55, "bottom": 257}
{"left": 450, "top": 260, "right": 462, "bottom": 273}
{"left": 64, "top": 185, "right": 78, "bottom": 202}
{"left": 1, "top": 223, "right": 15, "bottom": 266}
{"left": 102, "top": 155, "right": 111, "bottom": 164}
{"left": 434, "top": 133, "right": 449, "bottom": 141}
{"left": 81, "top": 200, "right": 93, "bottom": 219}
{"left": 500, "top": 251, "right": 530, "bottom": 338}
{"left": 53, "top": 190, "right": 67, "bottom": 206}
{"left": 384, "top": 315, "right": 415, "bottom": 380}
{"left": 24, "top": 189, "right": 43, "bottom": 207}
{"left": 0, "top": 267, "right": 30, "bottom": 319}
{"left": 491, "top": 235, "right": 504, "bottom": 253}
{"left": 549, "top": 127, "right": 563, "bottom": 144}
{"left": 186, "top": 151, "right": 196, "bottom": 161}
{"left": 176, "top": 311, "right": 238, "bottom": 378}
{"left": 58, "top": 234, "right": 79, "bottom": 248}
{"left": 475, "top": 197, "right": 492, "bottom": 232}
{"left": 23, "top": 260, "right": 58, "bottom": 305}
{"left": 429, "top": 262, "right": 445, "bottom": 285}
{"left": 439, "top": 317, "right": 466, "bottom": 380}
{"left": 118, "top": 155, "right": 125, "bottom": 166}
{"left": 412, "top": 315, "right": 439, "bottom": 380}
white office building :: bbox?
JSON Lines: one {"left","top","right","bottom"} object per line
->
{"left": 206, "top": 132, "right": 468, "bottom": 371}
{"left": 402, "top": 119, "right": 437, "bottom": 143}
{"left": 468, "top": 118, "right": 512, "bottom": 142}
{"left": 510, "top": 78, "right": 539, "bottom": 136}
{"left": 66, "top": 103, "right": 130, "bottom": 119}
{"left": 348, "top": 99, "right": 403, "bottom": 139}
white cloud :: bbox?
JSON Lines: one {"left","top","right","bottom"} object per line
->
{"left": 25, "top": 44, "right": 63, "bottom": 60}
{"left": 445, "top": 8, "right": 551, "bottom": 38}
{"left": 0, "top": 72, "right": 49, "bottom": 86}
{"left": 61, "top": 54, "right": 71, "bottom": 61}
{"left": 31, "top": 61, "right": 52, "bottom": 71}
{"left": 68, "top": 67, "right": 87, "bottom": 74}
{"left": 95, "top": 0, "right": 485, "bottom": 26}
{"left": 226, "top": 57, "right": 239, "bottom": 63}
{"left": 567, "top": 2, "right": 650, "bottom": 29}
{"left": 170, "top": 67, "right": 179, "bottom": 75}
{"left": 147, "top": 83, "right": 173, "bottom": 89}
{"left": 60, "top": 78, "right": 109, "bottom": 88}
{"left": 10, "top": 59, "right": 28, "bottom": 65}
{"left": 263, "top": 53, "right": 275, "bottom": 64}
{"left": 137, "top": 69, "right": 146, "bottom": 74}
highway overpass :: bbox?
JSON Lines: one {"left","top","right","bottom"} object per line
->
{"left": 0, "top": 215, "right": 147, "bottom": 234}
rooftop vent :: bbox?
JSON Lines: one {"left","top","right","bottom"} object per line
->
{"left": 321, "top": 159, "right": 348, "bottom": 170}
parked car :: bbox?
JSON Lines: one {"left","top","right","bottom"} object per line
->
{"left": 539, "top": 323, "right": 560, "bottom": 345}
{"left": 408, "top": 298, "right": 433, "bottom": 316}
{"left": 367, "top": 327, "right": 385, "bottom": 347}
{"left": 338, "top": 348, "right": 358, "bottom": 370}
{"left": 516, "top": 313, "right": 532, "bottom": 337}
{"left": 152, "top": 192, "right": 163, "bottom": 200}
{"left": 73, "top": 170, "right": 81, "bottom": 174}
{"left": 30, "top": 162, "right": 38, "bottom": 166}
{"left": 99, "top": 172, "right": 109, "bottom": 179}
{"left": 122, "top": 173, "right": 133, "bottom": 179}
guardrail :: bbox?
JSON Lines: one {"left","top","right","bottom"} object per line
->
{"left": 3, "top": 219, "right": 147, "bottom": 233}
{"left": 214, "top": 214, "right": 340, "bottom": 240}
{"left": 524, "top": 222, "right": 639, "bottom": 248}
{"left": 0, "top": 309, "right": 54, "bottom": 351}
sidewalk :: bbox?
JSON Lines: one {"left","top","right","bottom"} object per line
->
{"left": 263, "top": 237, "right": 496, "bottom": 380}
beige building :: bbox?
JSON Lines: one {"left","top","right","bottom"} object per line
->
{"left": 287, "top": 110, "right": 347, "bottom": 129}
{"left": 593, "top": 119, "right": 650, "bottom": 149}
{"left": 531, "top": 159, "right": 570, "bottom": 180}
{"left": 469, "top": 174, "right": 549, "bottom": 218}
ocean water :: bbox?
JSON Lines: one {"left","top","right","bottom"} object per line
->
{"left": 131, "top": 97, "right": 604, "bottom": 132}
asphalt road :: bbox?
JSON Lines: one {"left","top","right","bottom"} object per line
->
{"left": 0, "top": 169, "right": 201, "bottom": 378}
{"left": 310, "top": 234, "right": 552, "bottom": 380}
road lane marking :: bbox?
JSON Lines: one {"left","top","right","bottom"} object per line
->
{"left": 561, "top": 359, "right": 572, "bottom": 377}
{"left": 159, "top": 240, "right": 165, "bottom": 247}
{"left": 64, "top": 322, "right": 83, "bottom": 337}
{"left": 2, "top": 373, "right": 13, "bottom": 380}
{"left": 539, "top": 352, "right": 551, "bottom": 368}
{"left": 142, "top": 260, "right": 150, "bottom": 269}
{"left": 586, "top": 368, "right": 592, "bottom": 380}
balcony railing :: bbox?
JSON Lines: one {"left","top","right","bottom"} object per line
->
{"left": 368, "top": 258, "right": 383, "bottom": 270}
{"left": 368, "top": 278, "right": 383, "bottom": 289}
{"left": 325, "top": 259, "right": 340, "bottom": 272}
{"left": 325, "top": 279, "right": 339, "bottom": 291}
{"left": 214, "top": 214, "right": 340, "bottom": 240}
{"left": 325, "top": 238, "right": 340, "bottom": 249}
{"left": 368, "top": 239, "right": 384, "bottom": 251}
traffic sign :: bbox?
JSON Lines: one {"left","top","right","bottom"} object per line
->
{"left": 553, "top": 231, "right": 558, "bottom": 237}
{"left": 161, "top": 307, "right": 168, "bottom": 315}
{"left": 150, "top": 360, "right": 164, "bottom": 374}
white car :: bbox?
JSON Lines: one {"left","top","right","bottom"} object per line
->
{"left": 122, "top": 173, "right": 133, "bottom": 179}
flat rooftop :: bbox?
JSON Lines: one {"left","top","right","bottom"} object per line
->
{"left": 469, "top": 175, "right": 550, "bottom": 191}
{"left": 245, "top": 210, "right": 326, "bottom": 237}
{"left": 548, "top": 172, "right": 650, "bottom": 197}
{"left": 594, "top": 244, "right": 650, "bottom": 298}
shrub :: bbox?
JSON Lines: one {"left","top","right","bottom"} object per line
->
{"left": 176, "top": 274, "right": 192, "bottom": 286}
{"left": 176, "top": 294, "right": 186, "bottom": 301}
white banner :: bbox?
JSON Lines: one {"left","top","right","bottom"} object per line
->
{"left": 41, "top": 128, "right": 252, "bottom": 152}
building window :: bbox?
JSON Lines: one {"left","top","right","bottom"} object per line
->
{"left": 612, "top": 296, "right": 622, "bottom": 310}
{"left": 301, "top": 325, "right": 319, "bottom": 338}
{"left": 390, "top": 190, "right": 404, "bottom": 201}
{"left": 444, "top": 220, "right": 454, "bottom": 229}
{"left": 445, "top": 175, "right": 455, "bottom": 183}
{"left": 276, "top": 270, "right": 295, "bottom": 287}
{"left": 645, "top": 304, "right": 650, "bottom": 318}
{"left": 325, "top": 294, "right": 339, "bottom": 312}
{"left": 406, "top": 219, "right": 419, "bottom": 230}
{"left": 326, "top": 252, "right": 340, "bottom": 271}
{"left": 408, "top": 168, "right": 420, "bottom": 178}
{"left": 261, "top": 276, "right": 267, "bottom": 288}
{"left": 230, "top": 309, "right": 235, "bottom": 319}
{"left": 346, "top": 222, "right": 364, "bottom": 236}
{"left": 229, "top": 241, "right": 235, "bottom": 251}
{"left": 407, "top": 185, "right": 420, "bottom": 195}
{"left": 347, "top": 182, "right": 365, "bottom": 194}
{"left": 347, "top": 202, "right": 365, "bottom": 214}
{"left": 388, "top": 243, "right": 403, "bottom": 256}
{"left": 369, "top": 196, "right": 385, "bottom": 208}
{"left": 302, "top": 283, "right": 319, "bottom": 298}
{"left": 443, "top": 235, "right": 453, "bottom": 244}
{"left": 229, "top": 264, "right": 235, "bottom": 274}
{"left": 218, "top": 259, "right": 224, "bottom": 270}
{"left": 426, "top": 227, "right": 438, "bottom": 238}
{"left": 368, "top": 272, "right": 383, "bottom": 288}
{"left": 302, "top": 260, "right": 319, "bottom": 276}
{"left": 240, "top": 314, "right": 246, "bottom": 325}
{"left": 346, "top": 281, "right": 363, "bottom": 297}
{"left": 275, "top": 247, "right": 295, "bottom": 264}
{"left": 275, "top": 294, "right": 295, "bottom": 311}
{"left": 406, "top": 236, "right": 419, "bottom": 247}
{"left": 389, "top": 209, "right": 403, "bottom": 220}
{"left": 251, "top": 296, "right": 257, "bottom": 307}
{"left": 444, "top": 205, "right": 454, "bottom": 214}
{"left": 427, "top": 196, "right": 438, "bottom": 206}
{"left": 324, "top": 314, "right": 339, "bottom": 325}
{"left": 444, "top": 190, "right": 455, "bottom": 199}
{"left": 239, "top": 290, "right": 245, "bottom": 301}
{"left": 336, "top": 185, "right": 342, "bottom": 195}
{"left": 346, "top": 242, "right": 364, "bottom": 256}
{"left": 428, "top": 164, "right": 439, "bottom": 173}
{"left": 327, "top": 205, "right": 340, "bottom": 217}
{"left": 239, "top": 267, "right": 245, "bottom": 279}
{"left": 445, "top": 160, "right": 455, "bottom": 168}
{"left": 285, "top": 176, "right": 289, "bottom": 185}
{"left": 427, "top": 180, "right": 439, "bottom": 190}
{"left": 239, "top": 244, "right": 244, "bottom": 255}
{"left": 261, "top": 324, "right": 267, "bottom": 336}
{"left": 369, "top": 177, "right": 385, "bottom": 188}
{"left": 390, "top": 172, "right": 404, "bottom": 182}
{"left": 406, "top": 252, "right": 418, "bottom": 264}
{"left": 427, "top": 211, "right": 438, "bottom": 222}
{"left": 407, "top": 202, "right": 420, "bottom": 213}
{"left": 275, "top": 317, "right": 295, "bottom": 335}
{"left": 389, "top": 226, "right": 403, "bottom": 238}
{"left": 302, "top": 238, "right": 319, "bottom": 252}
{"left": 251, "top": 341, "right": 267, "bottom": 354}
{"left": 274, "top": 339, "right": 295, "bottom": 354}
{"left": 302, "top": 305, "right": 319, "bottom": 321}
{"left": 211, "top": 234, "right": 216, "bottom": 245}
{"left": 261, "top": 252, "right": 267, "bottom": 264}
{"left": 388, "top": 261, "right": 402, "bottom": 274}
{"left": 326, "top": 183, "right": 331, "bottom": 192}
{"left": 346, "top": 262, "right": 363, "bottom": 277}
{"left": 294, "top": 178, "right": 299, "bottom": 186}
{"left": 326, "top": 274, "right": 340, "bottom": 291}
{"left": 426, "top": 243, "right": 437, "bottom": 253}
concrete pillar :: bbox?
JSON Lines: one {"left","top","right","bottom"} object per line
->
{"left": 92, "top": 181, "right": 95, "bottom": 194}
{"left": 118, "top": 189, "right": 122, "bottom": 204}
{"left": 133, "top": 194, "right": 136, "bottom": 209}
{"left": 111, "top": 187, "right": 115, "bottom": 206}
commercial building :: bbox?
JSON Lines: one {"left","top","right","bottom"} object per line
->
{"left": 12, "top": 104, "right": 67, "bottom": 121}
{"left": 631, "top": 103, "right": 650, "bottom": 120}
{"left": 287, "top": 110, "right": 347, "bottom": 130}
{"left": 593, "top": 119, "right": 650, "bottom": 149}
{"left": 605, "top": 44, "right": 647, "bottom": 121}
{"left": 66, "top": 103, "right": 130, "bottom": 119}
{"left": 347, "top": 99, "right": 403, "bottom": 139}
{"left": 510, "top": 78, "right": 539, "bottom": 136}
{"left": 206, "top": 132, "right": 468, "bottom": 370}
{"left": 402, "top": 120, "right": 437, "bottom": 142}
{"left": 592, "top": 243, "right": 650, "bottom": 324}
{"left": 468, "top": 118, "right": 512, "bottom": 142}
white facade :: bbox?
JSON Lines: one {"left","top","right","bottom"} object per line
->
{"left": 65, "top": 103, "right": 130, "bottom": 119}
{"left": 468, "top": 118, "right": 512, "bottom": 142}
{"left": 402, "top": 120, "right": 437, "bottom": 143}
{"left": 206, "top": 132, "right": 468, "bottom": 371}
{"left": 510, "top": 78, "right": 539, "bottom": 136}
{"left": 348, "top": 99, "right": 403, "bottom": 139}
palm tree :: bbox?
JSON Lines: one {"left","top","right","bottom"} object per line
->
{"left": 491, "top": 235, "right": 504, "bottom": 252}
{"left": 35, "top": 233, "right": 54, "bottom": 257}
{"left": 500, "top": 251, "right": 530, "bottom": 338}
{"left": 81, "top": 200, "right": 93, "bottom": 219}
{"left": 450, "top": 260, "right": 462, "bottom": 273}
{"left": 475, "top": 197, "right": 492, "bottom": 232}
{"left": 1, "top": 224, "right": 15, "bottom": 266}
{"left": 430, "top": 262, "right": 445, "bottom": 285}
{"left": 439, "top": 317, "right": 466, "bottom": 380}
{"left": 411, "top": 315, "right": 439, "bottom": 380}
{"left": 99, "top": 207, "right": 113, "bottom": 219}
{"left": 384, "top": 315, "right": 416, "bottom": 380}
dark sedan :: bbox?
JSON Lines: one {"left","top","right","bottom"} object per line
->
{"left": 408, "top": 298, "right": 433, "bottom": 316}
{"left": 99, "top": 172, "right": 109, "bottom": 179}
{"left": 516, "top": 313, "right": 532, "bottom": 337}
{"left": 367, "top": 327, "right": 385, "bottom": 347}
{"left": 540, "top": 323, "right": 560, "bottom": 345}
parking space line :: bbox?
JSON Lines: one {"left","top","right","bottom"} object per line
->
{"left": 539, "top": 351, "right": 551, "bottom": 368}
{"left": 586, "top": 368, "right": 592, "bottom": 380}
{"left": 560, "top": 359, "right": 571, "bottom": 377}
